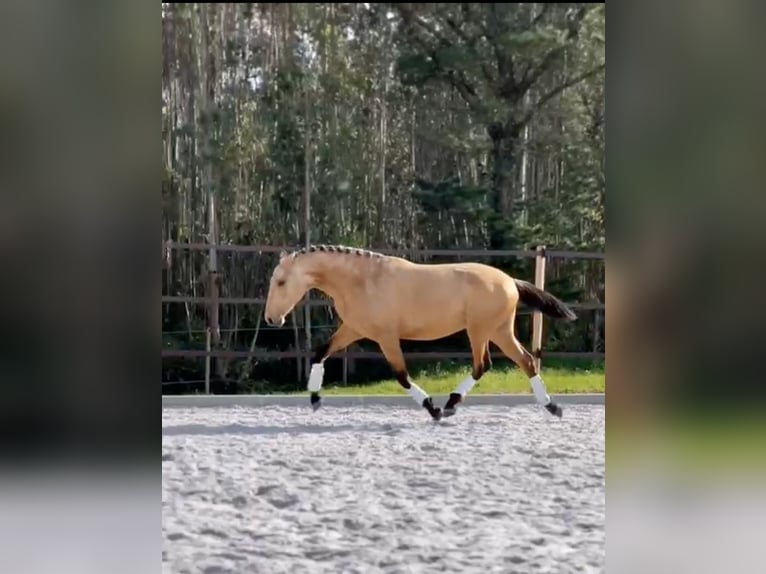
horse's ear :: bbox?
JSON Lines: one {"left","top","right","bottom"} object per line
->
{"left": 279, "top": 250, "right": 288, "bottom": 260}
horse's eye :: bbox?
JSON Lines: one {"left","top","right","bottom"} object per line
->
{"left": 277, "top": 280, "right": 286, "bottom": 287}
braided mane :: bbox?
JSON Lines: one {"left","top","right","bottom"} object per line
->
{"left": 292, "top": 244, "right": 384, "bottom": 259}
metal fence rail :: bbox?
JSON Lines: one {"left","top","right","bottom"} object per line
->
{"left": 164, "top": 241, "right": 605, "bottom": 260}
{"left": 161, "top": 349, "right": 604, "bottom": 360}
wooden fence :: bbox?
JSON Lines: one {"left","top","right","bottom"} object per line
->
{"left": 162, "top": 242, "right": 604, "bottom": 392}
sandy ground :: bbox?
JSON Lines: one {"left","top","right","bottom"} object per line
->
{"left": 162, "top": 404, "right": 604, "bottom": 574}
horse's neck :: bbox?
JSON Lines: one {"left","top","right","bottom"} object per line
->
{"left": 302, "top": 253, "right": 346, "bottom": 297}
{"left": 302, "top": 254, "right": 361, "bottom": 301}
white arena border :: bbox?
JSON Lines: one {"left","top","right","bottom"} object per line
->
{"left": 163, "top": 393, "right": 604, "bottom": 409}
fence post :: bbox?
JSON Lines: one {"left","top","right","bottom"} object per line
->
{"left": 303, "top": 84, "right": 312, "bottom": 380}
{"left": 342, "top": 349, "right": 349, "bottom": 385}
{"left": 532, "top": 245, "right": 546, "bottom": 372}
{"left": 205, "top": 327, "right": 211, "bottom": 394}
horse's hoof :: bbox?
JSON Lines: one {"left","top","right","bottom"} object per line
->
{"left": 421, "top": 398, "right": 442, "bottom": 421}
{"left": 545, "top": 402, "right": 563, "bottom": 418}
{"left": 443, "top": 407, "right": 457, "bottom": 418}
{"left": 310, "top": 393, "right": 322, "bottom": 412}
{"left": 443, "top": 393, "right": 462, "bottom": 413}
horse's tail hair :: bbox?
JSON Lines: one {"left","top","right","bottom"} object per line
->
{"left": 514, "top": 279, "right": 578, "bottom": 321}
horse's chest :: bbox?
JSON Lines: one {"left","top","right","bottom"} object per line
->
{"left": 329, "top": 296, "right": 356, "bottom": 325}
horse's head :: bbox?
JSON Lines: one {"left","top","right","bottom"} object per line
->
{"left": 264, "top": 250, "right": 312, "bottom": 326}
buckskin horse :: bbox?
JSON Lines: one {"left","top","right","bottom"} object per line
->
{"left": 264, "top": 245, "right": 577, "bottom": 421}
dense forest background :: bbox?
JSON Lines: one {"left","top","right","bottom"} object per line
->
{"left": 161, "top": 3, "right": 605, "bottom": 393}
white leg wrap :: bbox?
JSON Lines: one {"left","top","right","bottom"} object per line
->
{"left": 454, "top": 375, "right": 477, "bottom": 397}
{"left": 405, "top": 382, "right": 428, "bottom": 405}
{"left": 530, "top": 374, "right": 551, "bottom": 405}
{"left": 307, "top": 363, "right": 325, "bottom": 392}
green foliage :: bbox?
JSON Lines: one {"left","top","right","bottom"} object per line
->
{"left": 397, "top": 52, "right": 436, "bottom": 86}
{"left": 433, "top": 44, "right": 474, "bottom": 71}
{"left": 413, "top": 176, "right": 486, "bottom": 213}
{"left": 499, "top": 27, "right": 566, "bottom": 54}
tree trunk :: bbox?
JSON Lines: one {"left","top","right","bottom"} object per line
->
{"left": 197, "top": 4, "right": 222, "bottom": 381}
{"left": 378, "top": 82, "right": 387, "bottom": 243}
{"left": 487, "top": 121, "right": 519, "bottom": 248}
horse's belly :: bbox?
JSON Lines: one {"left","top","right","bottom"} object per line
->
{"left": 398, "top": 307, "right": 464, "bottom": 340}
{"left": 402, "top": 328, "right": 463, "bottom": 341}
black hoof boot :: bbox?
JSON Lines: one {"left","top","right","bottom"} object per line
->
{"left": 422, "top": 398, "right": 443, "bottom": 421}
{"left": 545, "top": 402, "right": 563, "bottom": 418}
{"left": 443, "top": 393, "right": 462, "bottom": 418}
{"left": 310, "top": 392, "right": 322, "bottom": 412}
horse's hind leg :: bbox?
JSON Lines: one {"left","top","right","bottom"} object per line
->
{"left": 491, "top": 324, "right": 563, "bottom": 418}
{"left": 482, "top": 341, "right": 492, "bottom": 371}
{"left": 377, "top": 338, "right": 442, "bottom": 421}
{"left": 307, "top": 323, "right": 361, "bottom": 411}
{"left": 443, "top": 332, "right": 490, "bottom": 417}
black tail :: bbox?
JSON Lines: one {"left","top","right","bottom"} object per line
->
{"left": 514, "top": 279, "right": 578, "bottom": 321}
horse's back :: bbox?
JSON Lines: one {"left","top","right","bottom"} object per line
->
{"left": 374, "top": 259, "right": 517, "bottom": 339}
{"left": 398, "top": 259, "right": 516, "bottom": 298}
{"left": 438, "top": 261, "right": 516, "bottom": 290}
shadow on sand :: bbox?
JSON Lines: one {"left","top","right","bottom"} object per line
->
{"left": 160, "top": 421, "right": 439, "bottom": 437}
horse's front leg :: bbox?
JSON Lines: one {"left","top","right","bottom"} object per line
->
{"left": 307, "top": 324, "right": 361, "bottom": 411}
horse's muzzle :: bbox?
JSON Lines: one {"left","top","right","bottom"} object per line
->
{"left": 265, "top": 313, "right": 285, "bottom": 327}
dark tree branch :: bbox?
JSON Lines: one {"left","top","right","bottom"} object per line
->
{"left": 521, "top": 62, "right": 605, "bottom": 126}
{"left": 444, "top": 16, "right": 495, "bottom": 85}
{"left": 519, "top": 4, "right": 592, "bottom": 94}
{"left": 532, "top": 3, "right": 551, "bottom": 27}
{"left": 581, "top": 90, "right": 604, "bottom": 141}
{"left": 486, "top": 3, "right": 515, "bottom": 96}
{"left": 394, "top": 4, "right": 488, "bottom": 118}
{"left": 444, "top": 16, "right": 472, "bottom": 45}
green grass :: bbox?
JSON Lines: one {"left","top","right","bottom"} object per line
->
{"left": 294, "top": 365, "right": 604, "bottom": 396}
